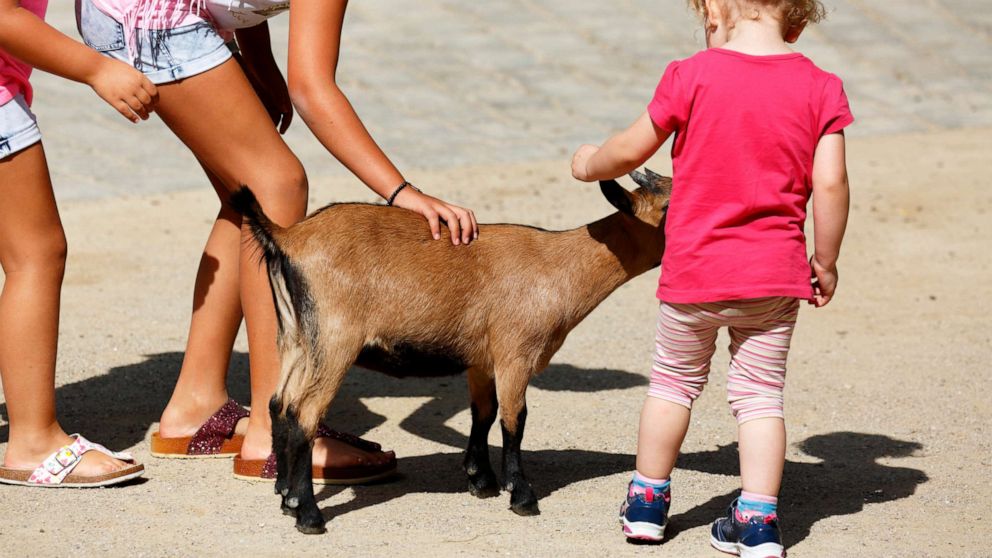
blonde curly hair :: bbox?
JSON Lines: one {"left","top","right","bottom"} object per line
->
{"left": 688, "top": 0, "right": 827, "bottom": 30}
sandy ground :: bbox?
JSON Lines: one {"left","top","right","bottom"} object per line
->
{"left": 0, "top": 125, "right": 989, "bottom": 556}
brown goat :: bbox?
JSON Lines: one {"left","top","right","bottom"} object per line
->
{"left": 232, "top": 170, "right": 672, "bottom": 534}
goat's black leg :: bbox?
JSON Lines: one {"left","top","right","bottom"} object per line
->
{"left": 464, "top": 369, "right": 500, "bottom": 498}
{"left": 501, "top": 404, "right": 539, "bottom": 516}
{"left": 270, "top": 396, "right": 291, "bottom": 499}
{"left": 276, "top": 405, "right": 305, "bottom": 518}
{"left": 277, "top": 406, "right": 303, "bottom": 517}
{"left": 281, "top": 409, "right": 324, "bottom": 534}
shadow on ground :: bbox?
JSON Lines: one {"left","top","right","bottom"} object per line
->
{"left": 0, "top": 352, "right": 927, "bottom": 547}
{"left": 0, "top": 352, "right": 646, "bottom": 451}
{"left": 666, "top": 434, "right": 929, "bottom": 546}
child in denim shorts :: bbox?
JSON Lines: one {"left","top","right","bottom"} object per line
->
{"left": 0, "top": 0, "right": 156, "bottom": 487}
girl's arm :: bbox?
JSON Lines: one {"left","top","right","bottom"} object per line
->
{"left": 571, "top": 112, "right": 670, "bottom": 182}
{"left": 235, "top": 22, "right": 293, "bottom": 133}
{"left": 0, "top": 0, "right": 156, "bottom": 122}
{"left": 285, "top": 0, "right": 477, "bottom": 244}
{"left": 809, "top": 132, "right": 850, "bottom": 307}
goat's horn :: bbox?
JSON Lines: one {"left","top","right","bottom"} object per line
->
{"left": 643, "top": 168, "right": 673, "bottom": 196}
{"left": 629, "top": 169, "right": 651, "bottom": 189}
{"left": 645, "top": 168, "right": 665, "bottom": 182}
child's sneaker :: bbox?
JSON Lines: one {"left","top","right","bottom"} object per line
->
{"left": 619, "top": 481, "right": 670, "bottom": 541}
{"left": 710, "top": 499, "right": 785, "bottom": 558}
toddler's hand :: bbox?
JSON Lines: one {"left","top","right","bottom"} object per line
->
{"left": 571, "top": 144, "right": 599, "bottom": 182}
{"left": 810, "top": 255, "right": 838, "bottom": 307}
{"left": 391, "top": 186, "right": 479, "bottom": 245}
{"left": 88, "top": 59, "right": 157, "bottom": 123}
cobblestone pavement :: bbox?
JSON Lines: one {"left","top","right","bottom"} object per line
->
{"left": 34, "top": 1, "right": 992, "bottom": 199}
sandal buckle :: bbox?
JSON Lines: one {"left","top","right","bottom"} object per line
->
{"left": 46, "top": 446, "right": 79, "bottom": 474}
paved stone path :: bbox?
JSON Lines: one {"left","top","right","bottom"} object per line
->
{"left": 34, "top": 1, "right": 992, "bottom": 199}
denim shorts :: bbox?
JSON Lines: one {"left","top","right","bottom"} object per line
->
{"left": 0, "top": 94, "right": 42, "bottom": 159}
{"left": 75, "top": 0, "right": 232, "bottom": 85}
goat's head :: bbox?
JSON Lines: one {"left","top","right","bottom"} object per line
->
{"left": 600, "top": 168, "right": 671, "bottom": 228}
{"left": 598, "top": 168, "right": 672, "bottom": 268}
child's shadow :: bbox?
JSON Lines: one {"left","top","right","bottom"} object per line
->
{"left": 666, "top": 433, "right": 928, "bottom": 547}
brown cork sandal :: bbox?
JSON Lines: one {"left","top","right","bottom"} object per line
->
{"left": 150, "top": 399, "right": 249, "bottom": 459}
{"left": 0, "top": 434, "right": 144, "bottom": 488}
{"left": 233, "top": 425, "right": 397, "bottom": 485}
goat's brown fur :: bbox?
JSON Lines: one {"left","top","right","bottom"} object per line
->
{"left": 234, "top": 171, "right": 672, "bottom": 533}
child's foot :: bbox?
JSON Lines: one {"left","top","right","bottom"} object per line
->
{"left": 153, "top": 397, "right": 249, "bottom": 457}
{"left": 2, "top": 432, "right": 131, "bottom": 477}
{"left": 710, "top": 499, "right": 785, "bottom": 558}
{"left": 619, "top": 476, "right": 671, "bottom": 542}
{"left": 157, "top": 394, "right": 249, "bottom": 440}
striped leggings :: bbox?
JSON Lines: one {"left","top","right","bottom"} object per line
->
{"left": 648, "top": 297, "right": 800, "bottom": 423}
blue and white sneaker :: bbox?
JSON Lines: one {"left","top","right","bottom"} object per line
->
{"left": 710, "top": 499, "right": 785, "bottom": 558}
{"left": 619, "top": 482, "right": 670, "bottom": 541}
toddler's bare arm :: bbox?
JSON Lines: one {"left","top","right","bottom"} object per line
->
{"left": 810, "top": 132, "right": 850, "bottom": 306}
{"left": 572, "top": 112, "right": 670, "bottom": 182}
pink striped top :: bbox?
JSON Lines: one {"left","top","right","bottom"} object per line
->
{"left": 0, "top": 0, "right": 48, "bottom": 107}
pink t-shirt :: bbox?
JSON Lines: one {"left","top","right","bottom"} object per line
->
{"left": 0, "top": 0, "right": 48, "bottom": 107}
{"left": 648, "top": 48, "right": 853, "bottom": 303}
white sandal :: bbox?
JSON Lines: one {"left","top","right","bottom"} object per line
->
{"left": 0, "top": 434, "right": 144, "bottom": 488}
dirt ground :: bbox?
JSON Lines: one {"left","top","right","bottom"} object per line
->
{"left": 0, "top": 125, "right": 988, "bottom": 556}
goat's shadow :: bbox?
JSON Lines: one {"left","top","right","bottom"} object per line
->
{"left": 0, "top": 352, "right": 927, "bottom": 548}
{"left": 0, "top": 350, "right": 646, "bottom": 461}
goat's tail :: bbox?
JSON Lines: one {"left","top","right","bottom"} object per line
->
{"left": 229, "top": 187, "right": 314, "bottom": 357}
{"left": 230, "top": 186, "right": 284, "bottom": 270}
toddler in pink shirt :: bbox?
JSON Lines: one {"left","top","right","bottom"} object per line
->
{"left": 570, "top": 1, "right": 852, "bottom": 556}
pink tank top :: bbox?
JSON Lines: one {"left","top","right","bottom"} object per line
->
{"left": 0, "top": 0, "right": 48, "bottom": 107}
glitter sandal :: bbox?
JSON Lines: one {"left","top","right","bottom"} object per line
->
{"left": 0, "top": 434, "right": 144, "bottom": 488}
{"left": 150, "top": 399, "right": 249, "bottom": 458}
{"left": 232, "top": 424, "right": 397, "bottom": 485}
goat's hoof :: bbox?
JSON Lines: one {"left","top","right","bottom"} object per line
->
{"left": 295, "top": 522, "right": 327, "bottom": 535}
{"left": 468, "top": 480, "right": 501, "bottom": 499}
{"left": 295, "top": 509, "right": 326, "bottom": 535}
{"left": 509, "top": 486, "right": 540, "bottom": 516}
{"left": 510, "top": 500, "right": 541, "bottom": 516}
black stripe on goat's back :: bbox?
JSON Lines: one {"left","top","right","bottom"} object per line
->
{"left": 355, "top": 341, "right": 469, "bottom": 377}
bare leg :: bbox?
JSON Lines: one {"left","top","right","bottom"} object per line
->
{"left": 151, "top": 59, "right": 389, "bottom": 468}
{"left": 738, "top": 417, "right": 785, "bottom": 496}
{"left": 634, "top": 397, "right": 691, "bottom": 479}
{"left": 637, "top": 301, "right": 718, "bottom": 479}
{"left": 726, "top": 305, "right": 795, "bottom": 497}
{"left": 158, "top": 167, "right": 245, "bottom": 438}
{"left": 0, "top": 143, "right": 125, "bottom": 475}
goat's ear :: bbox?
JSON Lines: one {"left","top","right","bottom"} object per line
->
{"left": 599, "top": 179, "right": 636, "bottom": 216}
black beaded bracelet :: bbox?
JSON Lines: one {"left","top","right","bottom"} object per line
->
{"left": 386, "top": 181, "right": 421, "bottom": 205}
